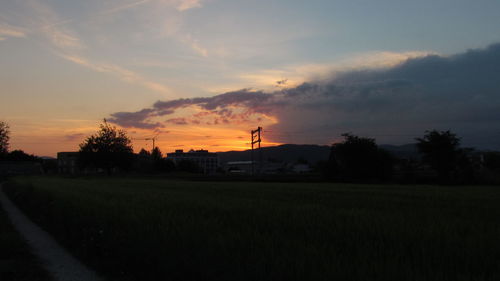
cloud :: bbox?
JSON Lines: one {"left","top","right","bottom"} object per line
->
{"left": 161, "top": 17, "right": 209, "bottom": 57}
{"left": 42, "top": 26, "right": 85, "bottom": 49}
{"left": 179, "top": 34, "right": 208, "bottom": 57}
{"left": 107, "top": 109, "right": 163, "bottom": 129}
{"left": 0, "top": 23, "right": 27, "bottom": 40}
{"left": 176, "top": 0, "right": 203, "bottom": 11}
{"left": 23, "top": 0, "right": 79, "bottom": 43}
{"left": 109, "top": 43, "right": 500, "bottom": 149}
{"left": 166, "top": 117, "right": 189, "bottom": 125}
{"left": 102, "top": 0, "right": 152, "bottom": 15}
{"left": 237, "top": 51, "right": 434, "bottom": 90}
{"left": 64, "top": 133, "right": 86, "bottom": 142}
{"left": 109, "top": 89, "right": 274, "bottom": 128}
{"left": 15, "top": 0, "right": 171, "bottom": 94}
{"left": 60, "top": 54, "right": 171, "bottom": 94}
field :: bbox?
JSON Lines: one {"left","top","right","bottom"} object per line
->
{"left": 3, "top": 176, "right": 500, "bottom": 281}
{"left": 0, "top": 193, "right": 51, "bottom": 281}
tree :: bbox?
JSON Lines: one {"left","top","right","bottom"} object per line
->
{"left": 138, "top": 148, "right": 151, "bottom": 157}
{"left": 327, "top": 133, "right": 393, "bottom": 180}
{"left": 151, "top": 146, "right": 164, "bottom": 171}
{"left": 5, "top": 150, "right": 40, "bottom": 162}
{"left": 0, "top": 121, "right": 10, "bottom": 156}
{"left": 151, "top": 147, "right": 175, "bottom": 172}
{"left": 79, "top": 119, "right": 134, "bottom": 174}
{"left": 416, "top": 130, "right": 461, "bottom": 181}
{"left": 151, "top": 147, "right": 163, "bottom": 162}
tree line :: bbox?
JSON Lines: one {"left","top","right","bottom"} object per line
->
{"left": 1, "top": 119, "right": 499, "bottom": 182}
{"left": 324, "top": 131, "right": 500, "bottom": 184}
{"left": 0, "top": 121, "right": 42, "bottom": 162}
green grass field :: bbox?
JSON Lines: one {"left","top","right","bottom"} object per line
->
{"left": 4, "top": 176, "right": 500, "bottom": 281}
{"left": 0, "top": 194, "right": 51, "bottom": 281}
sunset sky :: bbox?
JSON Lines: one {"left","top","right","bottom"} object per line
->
{"left": 1, "top": 0, "right": 500, "bottom": 156}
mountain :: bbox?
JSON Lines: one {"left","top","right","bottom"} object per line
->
{"left": 217, "top": 143, "right": 421, "bottom": 165}
{"left": 39, "top": 156, "right": 56, "bottom": 160}
{"left": 379, "top": 144, "right": 420, "bottom": 159}
{"left": 217, "top": 144, "right": 331, "bottom": 164}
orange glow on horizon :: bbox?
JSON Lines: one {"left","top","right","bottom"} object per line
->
{"left": 8, "top": 119, "right": 282, "bottom": 157}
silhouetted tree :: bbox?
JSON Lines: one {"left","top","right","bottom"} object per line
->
{"left": 138, "top": 148, "right": 151, "bottom": 157}
{"left": 79, "top": 119, "right": 134, "bottom": 174}
{"left": 0, "top": 121, "right": 9, "bottom": 156}
{"left": 5, "top": 150, "right": 40, "bottom": 162}
{"left": 151, "top": 147, "right": 173, "bottom": 172}
{"left": 327, "top": 133, "right": 393, "bottom": 180}
{"left": 135, "top": 148, "right": 153, "bottom": 173}
{"left": 151, "top": 147, "right": 163, "bottom": 162}
{"left": 416, "top": 130, "right": 462, "bottom": 182}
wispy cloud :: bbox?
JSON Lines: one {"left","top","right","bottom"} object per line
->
{"left": 159, "top": 4, "right": 209, "bottom": 57}
{"left": 102, "top": 0, "right": 152, "bottom": 15}
{"left": 15, "top": 0, "right": 172, "bottom": 95}
{"left": 0, "top": 23, "right": 27, "bottom": 40}
{"left": 42, "top": 25, "right": 85, "bottom": 49}
{"left": 176, "top": 0, "right": 203, "bottom": 11}
{"left": 179, "top": 34, "right": 208, "bottom": 57}
{"left": 60, "top": 54, "right": 171, "bottom": 94}
{"left": 64, "top": 133, "right": 86, "bottom": 142}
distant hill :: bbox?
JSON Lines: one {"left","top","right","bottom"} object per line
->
{"left": 217, "top": 143, "right": 421, "bottom": 164}
{"left": 40, "top": 156, "right": 56, "bottom": 160}
{"left": 217, "top": 144, "right": 331, "bottom": 164}
{"left": 379, "top": 144, "right": 420, "bottom": 159}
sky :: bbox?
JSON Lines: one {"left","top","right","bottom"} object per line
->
{"left": 1, "top": 0, "right": 500, "bottom": 156}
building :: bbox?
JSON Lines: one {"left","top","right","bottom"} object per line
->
{"left": 166, "top": 149, "right": 218, "bottom": 174}
{"left": 225, "top": 161, "right": 254, "bottom": 174}
{"left": 57, "top": 152, "right": 79, "bottom": 174}
{"left": 224, "top": 161, "right": 289, "bottom": 175}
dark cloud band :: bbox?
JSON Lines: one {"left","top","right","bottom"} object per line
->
{"left": 109, "top": 43, "right": 500, "bottom": 149}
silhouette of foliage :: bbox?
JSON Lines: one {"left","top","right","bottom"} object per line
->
{"left": 0, "top": 121, "right": 10, "bottom": 156}
{"left": 79, "top": 119, "right": 134, "bottom": 174}
{"left": 3, "top": 150, "right": 40, "bottom": 162}
{"left": 138, "top": 148, "right": 151, "bottom": 156}
{"left": 416, "top": 130, "right": 462, "bottom": 182}
{"left": 151, "top": 147, "right": 163, "bottom": 162}
{"left": 151, "top": 147, "right": 174, "bottom": 172}
{"left": 327, "top": 133, "right": 393, "bottom": 180}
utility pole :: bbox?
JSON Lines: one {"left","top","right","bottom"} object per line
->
{"left": 251, "top": 127, "right": 262, "bottom": 175}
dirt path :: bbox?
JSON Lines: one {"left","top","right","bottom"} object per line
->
{"left": 0, "top": 184, "right": 104, "bottom": 281}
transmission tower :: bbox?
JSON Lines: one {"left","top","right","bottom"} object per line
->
{"left": 251, "top": 127, "right": 262, "bottom": 175}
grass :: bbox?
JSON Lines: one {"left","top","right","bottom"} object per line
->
{"left": 4, "top": 176, "right": 500, "bottom": 281}
{"left": 0, "top": 188, "right": 52, "bottom": 281}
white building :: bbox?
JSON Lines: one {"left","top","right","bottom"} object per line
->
{"left": 166, "top": 149, "right": 218, "bottom": 174}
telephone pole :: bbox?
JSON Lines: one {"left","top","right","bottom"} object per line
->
{"left": 251, "top": 127, "right": 262, "bottom": 175}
